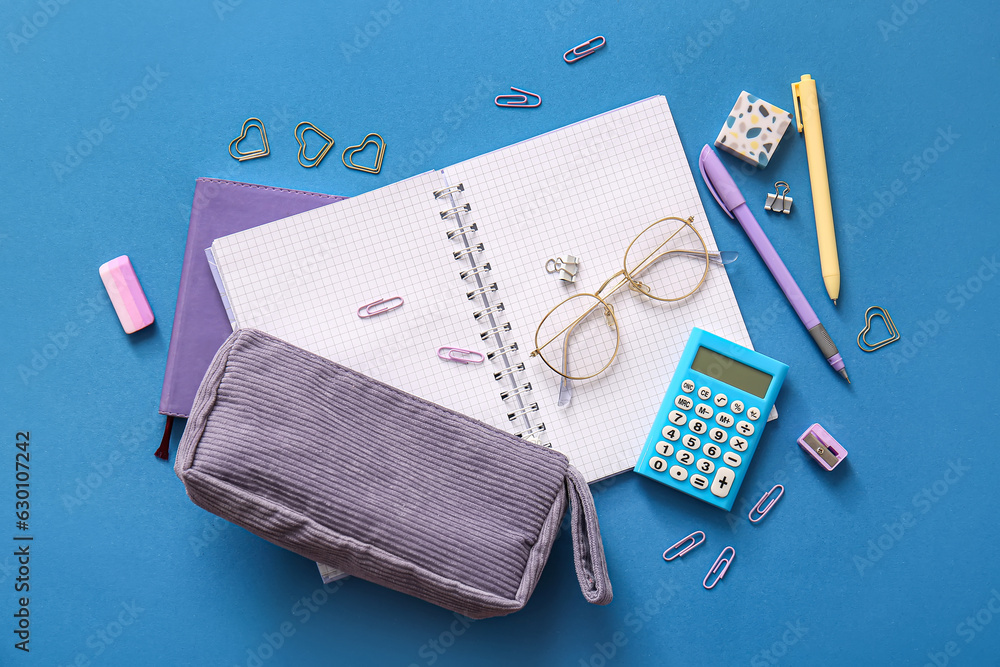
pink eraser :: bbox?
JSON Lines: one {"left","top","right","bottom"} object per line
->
{"left": 99, "top": 255, "right": 154, "bottom": 334}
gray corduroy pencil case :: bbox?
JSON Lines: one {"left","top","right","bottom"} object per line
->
{"left": 175, "top": 329, "right": 612, "bottom": 618}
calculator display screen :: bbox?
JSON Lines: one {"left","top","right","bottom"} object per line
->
{"left": 691, "top": 347, "right": 772, "bottom": 398}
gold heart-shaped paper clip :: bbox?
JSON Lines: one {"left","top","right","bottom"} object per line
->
{"left": 294, "top": 122, "right": 334, "bottom": 168}
{"left": 228, "top": 118, "right": 269, "bottom": 161}
{"left": 857, "top": 306, "right": 900, "bottom": 352}
{"left": 342, "top": 133, "right": 386, "bottom": 174}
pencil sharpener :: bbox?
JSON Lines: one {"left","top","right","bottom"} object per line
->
{"left": 797, "top": 423, "right": 847, "bottom": 471}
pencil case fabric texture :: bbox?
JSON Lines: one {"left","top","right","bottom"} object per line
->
{"left": 175, "top": 329, "right": 612, "bottom": 618}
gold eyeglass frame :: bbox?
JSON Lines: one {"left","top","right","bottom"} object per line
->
{"left": 529, "top": 215, "right": 711, "bottom": 381}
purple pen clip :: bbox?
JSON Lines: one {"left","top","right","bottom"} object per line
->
{"left": 437, "top": 347, "right": 485, "bottom": 364}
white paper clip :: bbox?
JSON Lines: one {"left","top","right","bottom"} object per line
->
{"left": 764, "top": 181, "right": 793, "bottom": 214}
{"left": 545, "top": 255, "right": 580, "bottom": 283}
{"left": 357, "top": 296, "right": 403, "bottom": 318}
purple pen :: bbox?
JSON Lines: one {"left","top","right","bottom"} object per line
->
{"left": 698, "top": 145, "right": 849, "bottom": 383}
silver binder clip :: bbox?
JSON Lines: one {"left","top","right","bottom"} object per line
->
{"left": 764, "top": 181, "right": 793, "bottom": 214}
{"left": 545, "top": 255, "right": 580, "bottom": 283}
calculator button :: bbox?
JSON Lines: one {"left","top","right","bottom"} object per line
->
{"left": 710, "top": 467, "right": 736, "bottom": 498}
{"left": 709, "top": 428, "right": 727, "bottom": 443}
{"left": 668, "top": 411, "right": 688, "bottom": 426}
{"left": 690, "top": 474, "right": 709, "bottom": 490}
{"left": 714, "top": 393, "right": 728, "bottom": 407}
{"left": 747, "top": 407, "right": 761, "bottom": 421}
{"left": 676, "top": 450, "right": 695, "bottom": 466}
{"left": 695, "top": 403, "right": 714, "bottom": 419}
{"left": 697, "top": 386, "right": 712, "bottom": 400}
{"left": 681, "top": 379, "right": 696, "bottom": 393}
{"left": 661, "top": 426, "right": 681, "bottom": 441}
{"left": 723, "top": 452, "right": 743, "bottom": 467}
{"left": 654, "top": 441, "right": 674, "bottom": 457}
{"left": 696, "top": 458, "right": 715, "bottom": 474}
{"left": 674, "top": 395, "right": 694, "bottom": 410}
{"left": 715, "top": 412, "right": 734, "bottom": 428}
{"left": 736, "top": 421, "right": 755, "bottom": 436}
{"left": 703, "top": 443, "right": 722, "bottom": 459}
{"left": 730, "top": 400, "right": 744, "bottom": 414}
{"left": 729, "top": 436, "right": 749, "bottom": 452}
{"left": 649, "top": 456, "right": 668, "bottom": 472}
{"left": 682, "top": 434, "right": 701, "bottom": 450}
{"left": 689, "top": 419, "right": 707, "bottom": 434}
{"left": 670, "top": 465, "right": 689, "bottom": 481}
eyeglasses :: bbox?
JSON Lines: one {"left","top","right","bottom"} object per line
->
{"left": 529, "top": 215, "right": 734, "bottom": 384}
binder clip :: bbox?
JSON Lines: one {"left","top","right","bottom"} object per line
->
{"left": 764, "top": 181, "right": 793, "bottom": 214}
{"left": 545, "top": 255, "right": 580, "bottom": 283}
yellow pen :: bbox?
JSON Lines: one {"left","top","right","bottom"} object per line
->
{"left": 792, "top": 74, "right": 841, "bottom": 304}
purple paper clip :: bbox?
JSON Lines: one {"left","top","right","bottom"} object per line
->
{"left": 563, "top": 35, "right": 606, "bottom": 63}
{"left": 748, "top": 484, "right": 784, "bottom": 524}
{"left": 495, "top": 87, "right": 541, "bottom": 108}
{"left": 662, "top": 530, "right": 705, "bottom": 561}
{"left": 357, "top": 296, "right": 403, "bottom": 319}
{"left": 437, "top": 347, "right": 485, "bottom": 365}
{"left": 703, "top": 546, "right": 735, "bottom": 590}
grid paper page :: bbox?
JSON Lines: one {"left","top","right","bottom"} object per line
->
{"left": 210, "top": 172, "right": 513, "bottom": 434}
{"left": 443, "top": 96, "right": 757, "bottom": 482}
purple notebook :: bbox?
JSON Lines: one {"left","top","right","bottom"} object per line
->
{"left": 159, "top": 179, "right": 346, "bottom": 425}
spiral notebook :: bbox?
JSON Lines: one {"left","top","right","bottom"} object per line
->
{"left": 208, "top": 96, "right": 764, "bottom": 483}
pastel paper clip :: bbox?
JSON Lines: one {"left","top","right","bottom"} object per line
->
{"left": 342, "top": 133, "right": 386, "bottom": 174}
{"left": 748, "top": 484, "right": 784, "bottom": 524}
{"left": 563, "top": 35, "right": 606, "bottom": 63}
{"left": 858, "top": 306, "right": 899, "bottom": 352}
{"left": 662, "top": 530, "right": 705, "bottom": 561}
{"left": 228, "top": 117, "right": 269, "bottom": 161}
{"left": 99, "top": 255, "right": 155, "bottom": 334}
{"left": 437, "top": 347, "right": 485, "bottom": 364}
{"left": 294, "top": 122, "right": 334, "bottom": 168}
{"left": 357, "top": 296, "right": 403, "bottom": 318}
{"left": 703, "top": 546, "right": 735, "bottom": 590}
{"left": 495, "top": 87, "right": 541, "bottom": 108}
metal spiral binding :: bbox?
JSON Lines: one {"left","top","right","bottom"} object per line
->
{"left": 487, "top": 342, "right": 518, "bottom": 360}
{"left": 436, "top": 181, "right": 546, "bottom": 445}
{"left": 466, "top": 283, "right": 498, "bottom": 300}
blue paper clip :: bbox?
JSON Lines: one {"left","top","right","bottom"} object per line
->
{"left": 495, "top": 87, "right": 541, "bottom": 108}
{"left": 563, "top": 35, "right": 606, "bottom": 63}
{"left": 703, "top": 546, "right": 735, "bottom": 590}
{"left": 748, "top": 484, "right": 784, "bottom": 524}
{"left": 357, "top": 296, "right": 403, "bottom": 318}
{"left": 662, "top": 530, "right": 705, "bottom": 561}
{"left": 437, "top": 347, "right": 485, "bottom": 364}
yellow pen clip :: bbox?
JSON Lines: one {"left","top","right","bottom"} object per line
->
{"left": 791, "top": 80, "right": 804, "bottom": 133}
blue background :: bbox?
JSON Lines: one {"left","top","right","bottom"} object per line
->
{"left": 2, "top": 0, "right": 998, "bottom": 665}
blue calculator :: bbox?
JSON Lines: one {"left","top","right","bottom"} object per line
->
{"left": 634, "top": 328, "right": 788, "bottom": 511}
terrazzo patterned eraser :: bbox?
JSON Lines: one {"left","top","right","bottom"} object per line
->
{"left": 99, "top": 255, "right": 155, "bottom": 334}
{"left": 714, "top": 91, "right": 793, "bottom": 168}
